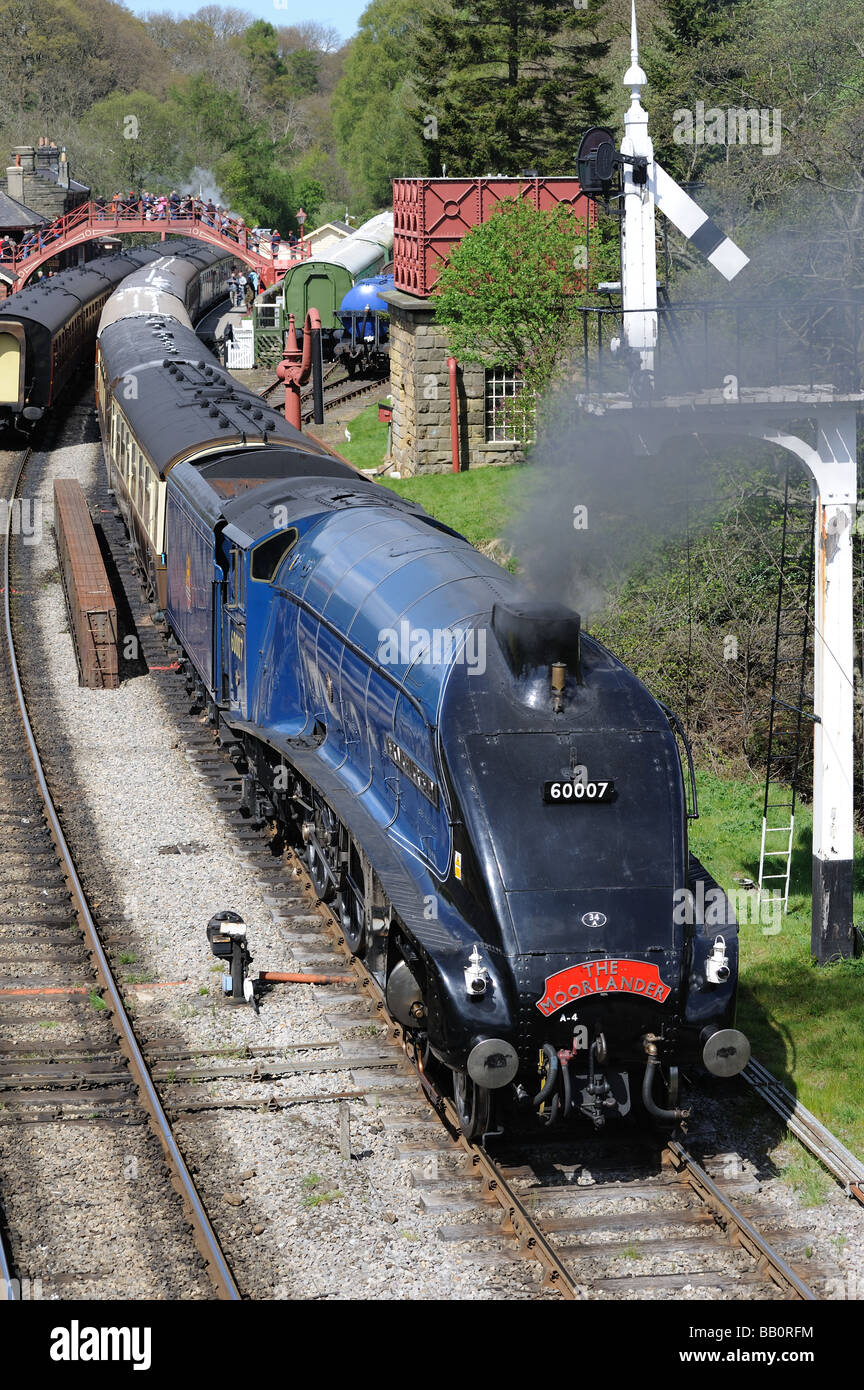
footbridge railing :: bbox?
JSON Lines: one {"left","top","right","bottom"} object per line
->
{"left": 0, "top": 200, "right": 311, "bottom": 292}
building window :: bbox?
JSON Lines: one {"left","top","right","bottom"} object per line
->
{"left": 485, "top": 367, "right": 530, "bottom": 443}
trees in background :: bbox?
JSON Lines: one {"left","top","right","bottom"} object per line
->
{"left": 77, "top": 91, "right": 186, "bottom": 192}
{"left": 410, "top": 0, "right": 611, "bottom": 175}
{"left": 639, "top": 0, "right": 864, "bottom": 299}
{"left": 4, "top": 0, "right": 864, "bottom": 262}
{"left": 0, "top": 0, "right": 349, "bottom": 229}
{"left": 331, "top": 0, "right": 426, "bottom": 211}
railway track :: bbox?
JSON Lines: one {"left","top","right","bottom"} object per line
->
{"left": 0, "top": 436, "right": 239, "bottom": 1301}
{"left": 302, "top": 904, "right": 830, "bottom": 1301}
{"left": 8, "top": 394, "right": 856, "bottom": 1302}
{"left": 67, "top": 482, "right": 848, "bottom": 1300}
{"left": 259, "top": 364, "right": 388, "bottom": 423}
{"left": 743, "top": 1058, "right": 864, "bottom": 1206}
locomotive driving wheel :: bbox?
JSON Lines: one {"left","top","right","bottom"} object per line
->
{"left": 339, "top": 874, "right": 367, "bottom": 957}
{"left": 304, "top": 803, "right": 338, "bottom": 903}
{"left": 452, "top": 1068, "right": 493, "bottom": 1142}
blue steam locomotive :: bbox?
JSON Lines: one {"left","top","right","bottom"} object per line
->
{"left": 97, "top": 252, "right": 750, "bottom": 1140}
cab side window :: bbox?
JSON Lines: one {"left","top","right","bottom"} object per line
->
{"left": 250, "top": 528, "right": 299, "bottom": 583}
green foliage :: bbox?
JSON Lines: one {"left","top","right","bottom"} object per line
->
{"left": 411, "top": 0, "right": 611, "bottom": 175}
{"left": 331, "top": 0, "right": 426, "bottom": 207}
{"left": 0, "top": 0, "right": 169, "bottom": 134}
{"left": 287, "top": 48, "right": 320, "bottom": 98}
{"left": 433, "top": 200, "right": 617, "bottom": 401}
{"left": 176, "top": 74, "right": 297, "bottom": 229}
{"left": 379, "top": 462, "right": 528, "bottom": 549}
{"left": 217, "top": 144, "right": 296, "bottom": 232}
{"left": 0, "top": 0, "right": 351, "bottom": 229}
{"left": 76, "top": 90, "right": 188, "bottom": 192}
{"left": 297, "top": 177, "right": 326, "bottom": 222}
{"left": 643, "top": 0, "right": 864, "bottom": 296}
{"left": 690, "top": 768, "right": 864, "bottom": 1156}
{"left": 241, "top": 19, "right": 318, "bottom": 104}
{"left": 646, "top": 0, "right": 747, "bottom": 180}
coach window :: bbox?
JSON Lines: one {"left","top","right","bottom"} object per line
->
{"left": 250, "top": 528, "right": 298, "bottom": 583}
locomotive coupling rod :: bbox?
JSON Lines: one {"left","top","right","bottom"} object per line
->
{"left": 665, "top": 1142, "right": 818, "bottom": 1301}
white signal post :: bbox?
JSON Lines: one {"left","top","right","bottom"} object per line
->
{"left": 619, "top": 0, "right": 749, "bottom": 371}
{"left": 620, "top": 1, "right": 657, "bottom": 372}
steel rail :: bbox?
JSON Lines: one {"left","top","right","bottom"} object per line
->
{"left": 446, "top": 1107, "right": 587, "bottom": 1300}
{"left": 744, "top": 1057, "right": 864, "bottom": 1204}
{"left": 665, "top": 1140, "right": 818, "bottom": 1301}
{"left": 304, "top": 915, "right": 586, "bottom": 1298}
{"left": 0, "top": 1207, "right": 15, "bottom": 1300}
{"left": 2, "top": 448, "right": 240, "bottom": 1301}
{"left": 0, "top": 449, "right": 28, "bottom": 1303}
{"left": 313, "top": 909, "right": 821, "bottom": 1302}
{"left": 302, "top": 377, "right": 385, "bottom": 423}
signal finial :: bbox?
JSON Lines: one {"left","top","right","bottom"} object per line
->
{"left": 624, "top": 0, "right": 647, "bottom": 96}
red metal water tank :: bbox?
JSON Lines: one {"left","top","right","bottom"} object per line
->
{"left": 392, "top": 177, "right": 593, "bottom": 297}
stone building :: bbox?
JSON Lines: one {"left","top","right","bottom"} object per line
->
{"left": 382, "top": 287, "right": 526, "bottom": 475}
{"left": 1, "top": 141, "right": 89, "bottom": 222}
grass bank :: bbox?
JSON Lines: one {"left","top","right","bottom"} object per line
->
{"left": 690, "top": 771, "right": 864, "bottom": 1159}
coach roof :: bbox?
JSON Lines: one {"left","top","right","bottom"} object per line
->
{"left": 99, "top": 316, "right": 328, "bottom": 477}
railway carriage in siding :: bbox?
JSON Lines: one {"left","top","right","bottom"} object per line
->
{"left": 334, "top": 273, "right": 393, "bottom": 377}
{"left": 281, "top": 213, "right": 393, "bottom": 332}
{"left": 254, "top": 214, "right": 395, "bottom": 364}
{"left": 0, "top": 246, "right": 167, "bottom": 429}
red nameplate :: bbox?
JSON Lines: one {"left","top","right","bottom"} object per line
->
{"left": 537, "top": 958, "right": 671, "bottom": 1016}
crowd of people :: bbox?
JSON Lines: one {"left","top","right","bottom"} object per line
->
{"left": 227, "top": 268, "right": 262, "bottom": 310}
{"left": 94, "top": 191, "right": 297, "bottom": 259}
{"left": 0, "top": 225, "right": 63, "bottom": 261}
{"left": 0, "top": 191, "right": 301, "bottom": 265}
